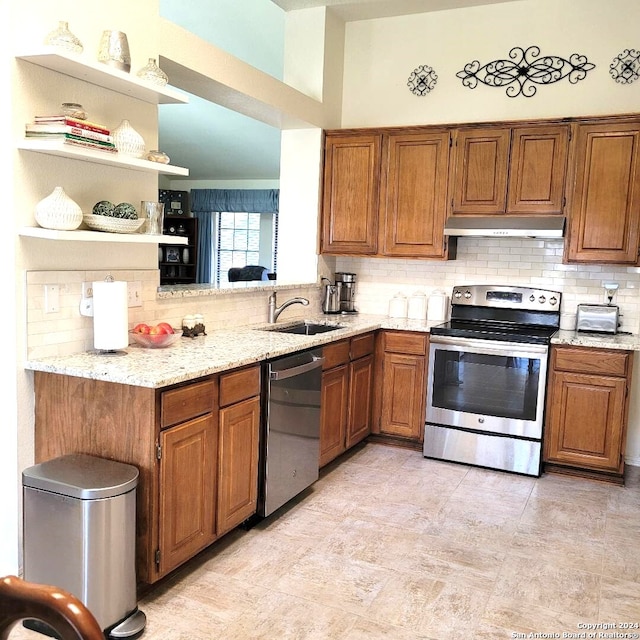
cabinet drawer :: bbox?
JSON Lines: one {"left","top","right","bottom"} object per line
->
{"left": 219, "top": 365, "right": 261, "bottom": 407}
{"left": 350, "top": 332, "right": 375, "bottom": 360}
{"left": 161, "top": 379, "right": 217, "bottom": 429}
{"left": 323, "top": 340, "right": 350, "bottom": 369}
{"left": 384, "top": 331, "right": 428, "bottom": 355}
{"left": 552, "top": 346, "right": 630, "bottom": 377}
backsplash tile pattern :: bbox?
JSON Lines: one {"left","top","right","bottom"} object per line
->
{"left": 26, "top": 238, "right": 640, "bottom": 359}
{"left": 336, "top": 238, "right": 640, "bottom": 333}
{"left": 26, "top": 270, "right": 321, "bottom": 359}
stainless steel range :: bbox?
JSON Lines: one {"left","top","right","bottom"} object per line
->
{"left": 424, "top": 284, "right": 561, "bottom": 476}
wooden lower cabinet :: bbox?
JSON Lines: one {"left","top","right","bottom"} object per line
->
{"left": 373, "top": 331, "right": 429, "bottom": 444}
{"left": 33, "top": 364, "right": 261, "bottom": 587}
{"left": 346, "top": 354, "right": 374, "bottom": 448}
{"left": 543, "top": 345, "right": 632, "bottom": 483}
{"left": 319, "top": 364, "right": 349, "bottom": 467}
{"left": 217, "top": 396, "right": 260, "bottom": 536}
{"left": 159, "top": 414, "right": 217, "bottom": 576}
{"left": 320, "top": 333, "right": 375, "bottom": 466}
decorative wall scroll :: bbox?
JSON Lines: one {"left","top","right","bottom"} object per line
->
{"left": 407, "top": 64, "right": 438, "bottom": 96}
{"left": 610, "top": 49, "right": 640, "bottom": 84}
{"left": 456, "top": 46, "right": 595, "bottom": 98}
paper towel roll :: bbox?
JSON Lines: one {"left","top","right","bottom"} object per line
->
{"left": 93, "top": 280, "right": 128, "bottom": 351}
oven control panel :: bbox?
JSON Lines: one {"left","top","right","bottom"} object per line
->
{"left": 451, "top": 285, "right": 560, "bottom": 311}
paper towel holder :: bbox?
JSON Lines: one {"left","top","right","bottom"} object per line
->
{"left": 92, "top": 275, "right": 129, "bottom": 357}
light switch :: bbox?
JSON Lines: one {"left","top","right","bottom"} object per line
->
{"left": 44, "top": 285, "right": 60, "bottom": 313}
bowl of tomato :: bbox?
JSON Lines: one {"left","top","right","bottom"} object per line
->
{"left": 130, "top": 322, "right": 183, "bottom": 348}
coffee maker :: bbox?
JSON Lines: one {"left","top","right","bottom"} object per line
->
{"left": 335, "top": 272, "right": 357, "bottom": 313}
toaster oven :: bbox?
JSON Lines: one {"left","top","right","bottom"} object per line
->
{"left": 576, "top": 304, "right": 619, "bottom": 334}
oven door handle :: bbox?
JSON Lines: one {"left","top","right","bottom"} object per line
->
{"left": 429, "top": 335, "right": 549, "bottom": 355}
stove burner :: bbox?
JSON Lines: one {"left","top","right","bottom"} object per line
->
{"left": 433, "top": 284, "right": 561, "bottom": 345}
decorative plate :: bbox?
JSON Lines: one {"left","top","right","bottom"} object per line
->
{"left": 83, "top": 214, "right": 144, "bottom": 234}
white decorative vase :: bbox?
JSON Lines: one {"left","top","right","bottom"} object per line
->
{"left": 44, "top": 21, "right": 84, "bottom": 53}
{"left": 111, "top": 119, "right": 145, "bottom": 158}
{"left": 136, "top": 58, "right": 169, "bottom": 86}
{"left": 35, "top": 187, "right": 83, "bottom": 231}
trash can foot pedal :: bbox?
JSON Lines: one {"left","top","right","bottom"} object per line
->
{"left": 108, "top": 607, "right": 146, "bottom": 639}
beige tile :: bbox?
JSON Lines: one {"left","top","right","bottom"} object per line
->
{"left": 268, "top": 549, "right": 394, "bottom": 616}
{"left": 490, "top": 554, "right": 601, "bottom": 619}
{"left": 519, "top": 497, "right": 607, "bottom": 539}
{"left": 343, "top": 616, "right": 437, "bottom": 639}
{"left": 599, "top": 576, "right": 640, "bottom": 621}
{"left": 602, "top": 536, "right": 640, "bottom": 583}
{"left": 221, "top": 590, "right": 359, "bottom": 640}
{"left": 369, "top": 572, "right": 492, "bottom": 640}
{"left": 481, "top": 596, "right": 588, "bottom": 636}
{"left": 510, "top": 527, "right": 605, "bottom": 573}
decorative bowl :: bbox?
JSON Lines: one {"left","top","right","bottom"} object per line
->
{"left": 83, "top": 214, "right": 144, "bottom": 234}
{"left": 129, "top": 329, "right": 183, "bottom": 348}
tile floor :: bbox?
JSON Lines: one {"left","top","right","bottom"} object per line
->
{"left": 11, "top": 442, "right": 640, "bottom": 639}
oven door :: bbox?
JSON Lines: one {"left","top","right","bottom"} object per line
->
{"left": 426, "top": 336, "right": 549, "bottom": 439}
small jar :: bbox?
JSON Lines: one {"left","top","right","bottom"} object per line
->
{"left": 61, "top": 102, "right": 87, "bottom": 120}
{"left": 146, "top": 150, "right": 170, "bottom": 164}
{"left": 193, "top": 314, "right": 206, "bottom": 336}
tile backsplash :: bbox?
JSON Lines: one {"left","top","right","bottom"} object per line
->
{"left": 336, "top": 237, "right": 640, "bottom": 333}
{"left": 25, "top": 270, "right": 321, "bottom": 359}
{"left": 25, "top": 238, "right": 640, "bottom": 359}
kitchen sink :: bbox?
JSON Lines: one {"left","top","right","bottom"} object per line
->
{"left": 261, "top": 321, "right": 345, "bottom": 335}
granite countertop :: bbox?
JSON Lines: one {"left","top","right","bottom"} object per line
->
{"left": 25, "top": 314, "right": 639, "bottom": 389}
{"left": 551, "top": 329, "right": 640, "bottom": 351}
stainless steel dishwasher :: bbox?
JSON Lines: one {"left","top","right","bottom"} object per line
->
{"left": 259, "top": 347, "right": 324, "bottom": 518}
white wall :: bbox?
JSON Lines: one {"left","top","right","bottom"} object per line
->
{"left": 341, "top": 0, "right": 640, "bottom": 127}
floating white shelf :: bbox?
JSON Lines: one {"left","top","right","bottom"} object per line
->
{"left": 16, "top": 48, "right": 189, "bottom": 105}
{"left": 19, "top": 227, "right": 189, "bottom": 245}
{"left": 18, "top": 139, "right": 189, "bottom": 176}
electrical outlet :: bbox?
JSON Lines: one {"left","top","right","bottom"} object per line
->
{"left": 128, "top": 282, "right": 142, "bottom": 307}
{"left": 44, "top": 285, "right": 59, "bottom": 313}
{"left": 603, "top": 282, "right": 619, "bottom": 304}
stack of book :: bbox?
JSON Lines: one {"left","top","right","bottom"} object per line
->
{"left": 25, "top": 116, "right": 118, "bottom": 154}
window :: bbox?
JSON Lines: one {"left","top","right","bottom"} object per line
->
{"left": 215, "top": 211, "right": 278, "bottom": 286}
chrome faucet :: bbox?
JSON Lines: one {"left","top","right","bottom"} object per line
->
{"left": 268, "top": 292, "right": 309, "bottom": 323}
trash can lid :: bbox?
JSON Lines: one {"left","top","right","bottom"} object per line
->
{"left": 22, "top": 454, "right": 139, "bottom": 500}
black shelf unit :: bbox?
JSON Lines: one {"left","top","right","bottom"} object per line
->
{"left": 159, "top": 216, "right": 198, "bottom": 285}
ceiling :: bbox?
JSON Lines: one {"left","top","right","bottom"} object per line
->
{"left": 270, "top": 0, "right": 516, "bottom": 21}
{"left": 159, "top": 0, "right": 516, "bottom": 184}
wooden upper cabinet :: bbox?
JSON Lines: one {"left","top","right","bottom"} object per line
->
{"left": 507, "top": 126, "right": 569, "bottom": 213}
{"left": 321, "top": 133, "right": 382, "bottom": 255}
{"left": 381, "top": 131, "right": 451, "bottom": 258}
{"left": 451, "top": 124, "right": 569, "bottom": 215}
{"left": 451, "top": 128, "right": 510, "bottom": 214}
{"left": 566, "top": 121, "right": 640, "bottom": 264}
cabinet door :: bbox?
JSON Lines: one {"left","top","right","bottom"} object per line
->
{"left": 378, "top": 353, "right": 427, "bottom": 441}
{"left": 320, "top": 364, "right": 349, "bottom": 467}
{"left": 321, "top": 134, "right": 382, "bottom": 255}
{"left": 346, "top": 355, "right": 374, "bottom": 448}
{"left": 566, "top": 122, "right": 640, "bottom": 264}
{"left": 507, "top": 125, "right": 569, "bottom": 214}
{"left": 158, "top": 414, "right": 217, "bottom": 577}
{"left": 217, "top": 396, "right": 260, "bottom": 536}
{"left": 381, "top": 131, "right": 450, "bottom": 258}
{"left": 451, "top": 128, "right": 511, "bottom": 214}
{"left": 544, "top": 371, "right": 626, "bottom": 472}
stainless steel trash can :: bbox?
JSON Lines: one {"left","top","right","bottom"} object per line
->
{"left": 23, "top": 453, "right": 146, "bottom": 639}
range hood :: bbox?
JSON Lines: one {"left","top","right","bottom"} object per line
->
{"left": 444, "top": 216, "right": 565, "bottom": 238}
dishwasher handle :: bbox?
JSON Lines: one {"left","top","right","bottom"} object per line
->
{"left": 269, "top": 355, "right": 324, "bottom": 381}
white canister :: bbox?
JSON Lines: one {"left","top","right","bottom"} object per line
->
{"left": 427, "top": 290, "right": 450, "bottom": 323}
{"left": 407, "top": 292, "right": 427, "bottom": 320}
{"left": 388, "top": 293, "right": 408, "bottom": 318}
